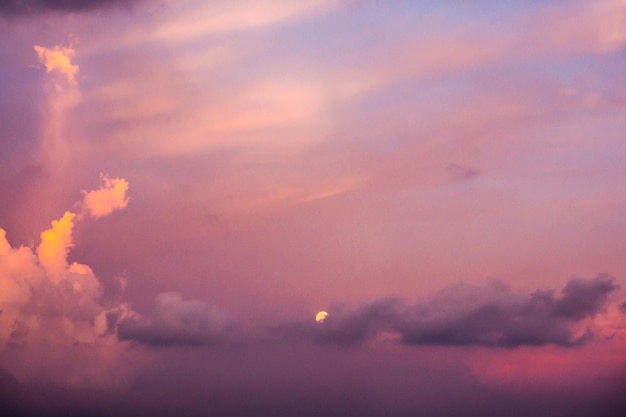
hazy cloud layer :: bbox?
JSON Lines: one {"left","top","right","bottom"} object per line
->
{"left": 117, "top": 292, "right": 235, "bottom": 347}
{"left": 274, "top": 275, "right": 620, "bottom": 348}
{"left": 0, "top": 0, "right": 138, "bottom": 16}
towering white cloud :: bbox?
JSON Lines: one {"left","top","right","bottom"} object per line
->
{"left": 36, "top": 211, "right": 75, "bottom": 281}
{"left": 0, "top": 177, "right": 132, "bottom": 387}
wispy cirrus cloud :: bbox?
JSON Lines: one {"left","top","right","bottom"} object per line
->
{"left": 144, "top": 0, "right": 341, "bottom": 44}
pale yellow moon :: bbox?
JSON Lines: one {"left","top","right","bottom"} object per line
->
{"left": 315, "top": 311, "right": 328, "bottom": 323}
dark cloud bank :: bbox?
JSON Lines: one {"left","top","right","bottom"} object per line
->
{"left": 116, "top": 292, "right": 236, "bottom": 347}
{"left": 0, "top": 0, "right": 139, "bottom": 16}
{"left": 2, "top": 356, "right": 625, "bottom": 417}
{"left": 273, "top": 274, "right": 620, "bottom": 348}
{"left": 116, "top": 274, "right": 623, "bottom": 348}
{"left": 116, "top": 274, "right": 623, "bottom": 349}
{"left": 2, "top": 275, "right": 625, "bottom": 417}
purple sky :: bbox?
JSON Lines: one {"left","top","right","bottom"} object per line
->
{"left": 1, "top": 1, "right": 626, "bottom": 415}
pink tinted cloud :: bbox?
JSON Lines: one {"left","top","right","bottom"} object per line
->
{"left": 148, "top": 0, "right": 342, "bottom": 43}
{"left": 271, "top": 275, "right": 622, "bottom": 348}
{"left": 468, "top": 339, "right": 626, "bottom": 392}
{"left": 82, "top": 174, "right": 130, "bottom": 218}
{"left": 34, "top": 44, "right": 78, "bottom": 83}
{"left": 36, "top": 210, "right": 75, "bottom": 280}
{"left": 117, "top": 291, "right": 236, "bottom": 347}
{"left": 0, "top": 177, "right": 134, "bottom": 387}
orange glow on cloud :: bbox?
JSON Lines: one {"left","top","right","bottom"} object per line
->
{"left": 0, "top": 229, "right": 10, "bottom": 255}
{"left": 34, "top": 45, "right": 79, "bottom": 83}
{"left": 1, "top": 176, "right": 134, "bottom": 387}
{"left": 2, "top": 2, "right": 625, "bottom": 408}
{"left": 36, "top": 211, "right": 75, "bottom": 281}
{"left": 82, "top": 174, "right": 130, "bottom": 219}
{"left": 33, "top": 175, "right": 130, "bottom": 282}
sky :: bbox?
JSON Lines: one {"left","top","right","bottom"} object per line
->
{"left": 1, "top": 0, "right": 625, "bottom": 415}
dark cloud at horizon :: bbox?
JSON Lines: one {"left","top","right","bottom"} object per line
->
{"left": 2, "top": 362, "right": 626, "bottom": 417}
{"left": 273, "top": 275, "right": 620, "bottom": 348}
{"left": 0, "top": 0, "right": 140, "bottom": 16}
{"left": 273, "top": 298, "right": 403, "bottom": 345}
{"left": 115, "top": 275, "right": 622, "bottom": 349}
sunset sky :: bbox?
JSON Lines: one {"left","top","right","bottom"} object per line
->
{"left": 1, "top": 1, "right": 626, "bottom": 415}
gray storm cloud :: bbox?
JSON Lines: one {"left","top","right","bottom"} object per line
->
{"left": 273, "top": 274, "right": 621, "bottom": 348}
{"left": 117, "top": 292, "right": 236, "bottom": 347}
{"left": 0, "top": 0, "right": 140, "bottom": 16}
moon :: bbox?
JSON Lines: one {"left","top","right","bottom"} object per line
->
{"left": 315, "top": 311, "right": 328, "bottom": 323}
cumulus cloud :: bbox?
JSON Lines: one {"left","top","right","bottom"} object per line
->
{"left": 274, "top": 275, "right": 620, "bottom": 348}
{"left": 35, "top": 211, "right": 75, "bottom": 280}
{"left": 34, "top": 45, "right": 79, "bottom": 84}
{"left": 0, "top": 177, "right": 132, "bottom": 386}
{"left": 81, "top": 174, "right": 130, "bottom": 218}
{"left": 117, "top": 292, "right": 235, "bottom": 347}
{"left": 0, "top": 219, "right": 129, "bottom": 385}
{"left": 0, "top": 0, "right": 138, "bottom": 16}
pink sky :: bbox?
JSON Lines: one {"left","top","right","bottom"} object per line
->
{"left": 1, "top": 1, "right": 625, "bottom": 415}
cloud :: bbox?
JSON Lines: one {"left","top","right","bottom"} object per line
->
{"left": 0, "top": 229, "right": 11, "bottom": 255}
{"left": 117, "top": 292, "right": 235, "bottom": 347}
{"left": 34, "top": 45, "right": 78, "bottom": 83}
{"left": 33, "top": 175, "right": 129, "bottom": 281}
{"left": 273, "top": 298, "right": 402, "bottom": 345}
{"left": 36, "top": 211, "right": 75, "bottom": 280}
{"left": 0, "top": 0, "right": 138, "bottom": 16}
{"left": 81, "top": 174, "right": 130, "bottom": 219}
{"left": 148, "top": 0, "right": 340, "bottom": 44}
{"left": 0, "top": 177, "right": 133, "bottom": 386}
{"left": 0, "top": 218, "right": 123, "bottom": 384}
{"left": 274, "top": 275, "right": 620, "bottom": 348}
{"left": 446, "top": 163, "right": 481, "bottom": 181}
{"left": 552, "top": 276, "right": 621, "bottom": 320}
{"left": 34, "top": 43, "right": 82, "bottom": 192}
